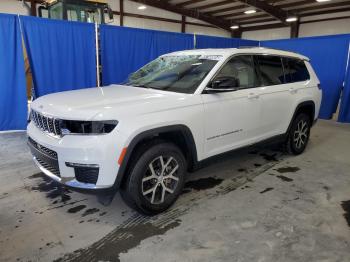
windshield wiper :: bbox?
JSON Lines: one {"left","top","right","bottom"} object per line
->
{"left": 131, "top": 84, "right": 153, "bottom": 89}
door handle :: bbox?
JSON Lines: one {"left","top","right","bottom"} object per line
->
{"left": 248, "top": 93, "right": 259, "bottom": 99}
{"left": 289, "top": 87, "right": 297, "bottom": 94}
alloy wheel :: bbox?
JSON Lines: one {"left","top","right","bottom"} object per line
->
{"left": 141, "top": 156, "right": 180, "bottom": 205}
{"left": 293, "top": 119, "right": 309, "bottom": 149}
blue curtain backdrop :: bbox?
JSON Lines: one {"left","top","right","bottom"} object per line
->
{"left": 195, "top": 35, "right": 258, "bottom": 49}
{"left": 3, "top": 13, "right": 350, "bottom": 129}
{"left": 239, "top": 38, "right": 259, "bottom": 47}
{"left": 20, "top": 16, "right": 97, "bottom": 97}
{"left": 339, "top": 59, "right": 350, "bottom": 122}
{"left": 100, "top": 25, "right": 194, "bottom": 85}
{"left": 0, "top": 14, "right": 27, "bottom": 131}
{"left": 261, "top": 35, "right": 350, "bottom": 120}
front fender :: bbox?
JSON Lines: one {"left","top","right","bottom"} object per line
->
{"left": 113, "top": 124, "right": 198, "bottom": 190}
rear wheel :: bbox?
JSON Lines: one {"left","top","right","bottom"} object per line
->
{"left": 285, "top": 113, "right": 311, "bottom": 155}
{"left": 120, "top": 142, "right": 186, "bottom": 215}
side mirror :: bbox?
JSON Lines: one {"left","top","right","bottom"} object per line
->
{"left": 206, "top": 77, "right": 240, "bottom": 93}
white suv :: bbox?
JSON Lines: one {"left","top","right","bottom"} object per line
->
{"left": 27, "top": 48, "right": 322, "bottom": 214}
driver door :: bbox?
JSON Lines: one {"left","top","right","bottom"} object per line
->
{"left": 201, "top": 55, "right": 263, "bottom": 158}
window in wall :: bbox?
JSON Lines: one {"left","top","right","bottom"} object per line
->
{"left": 49, "top": 2, "right": 63, "bottom": 20}
{"left": 215, "top": 55, "right": 257, "bottom": 89}
{"left": 283, "top": 58, "right": 310, "bottom": 83}
{"left": 256, "top": 55, "right": 284, "bottom": 86}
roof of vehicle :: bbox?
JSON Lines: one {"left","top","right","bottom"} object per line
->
{"left": 164, "top": 47, "right": 309, "bottom": 61}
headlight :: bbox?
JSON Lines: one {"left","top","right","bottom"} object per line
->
{"left": 60, "top": 120, "right": 118, "bottom": 135}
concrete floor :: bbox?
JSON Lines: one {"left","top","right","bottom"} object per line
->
{"left": 0, "top": 120, "right": 349, "bottom": 262}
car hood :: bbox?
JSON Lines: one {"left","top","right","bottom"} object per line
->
{"left": 31, "top": 85, "right": 195, "bottom": 120}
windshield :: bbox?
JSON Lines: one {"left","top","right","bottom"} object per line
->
{"left": 123, "top": 55, "right": 221, "bottom": 94}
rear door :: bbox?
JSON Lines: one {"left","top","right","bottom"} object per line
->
{"left": 254, "top": 55, "right": 294, "bottom": 139}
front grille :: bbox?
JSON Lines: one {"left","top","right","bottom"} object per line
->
{"left": 31, "top": 110, "right": 62, "bottom": 137}
{"left": 28, "top": 137, "right": 58, "bottom": 159}
{"left": 36, "top": 156, "right": 61, "bottom": 177}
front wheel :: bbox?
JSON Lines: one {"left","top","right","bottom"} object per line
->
{"left": 285, "top": 113, "right": 311, "bottom": 155}
{"left": 120, "top": 142, "right": 186, "bottom": 215}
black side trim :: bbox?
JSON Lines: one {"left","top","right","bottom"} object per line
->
{"left": 113, "top": 125, "right": 198, "bottom": 190}
{"left": 195, "top": 134, "right": 286, "bottom": 171}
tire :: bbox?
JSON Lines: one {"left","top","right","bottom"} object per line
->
{"left": 120, "top": 142, "right": 187, "bottom": 215}
{"left": 285, "top": 113, "right": 311, "bottom": 155}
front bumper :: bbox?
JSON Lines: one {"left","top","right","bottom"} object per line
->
{"left": 27, "top": 121, "right": 127, "bottom": 192}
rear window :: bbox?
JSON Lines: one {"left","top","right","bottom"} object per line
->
{"left": 256, "top": 55, "right": 284, "bottom": 86}
{"left": 283, "top": 58, "right": 310, "bottom": 83}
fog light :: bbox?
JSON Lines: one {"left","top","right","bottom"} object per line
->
{"left": 66, "top": 162, "right": 99, "bottom": 184}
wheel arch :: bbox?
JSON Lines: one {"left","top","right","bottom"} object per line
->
{"left": 287, "top": 100, "right": 316, "bottom": 135}
{"left": 113, "top": 125, "right": 198, "bottom": 190}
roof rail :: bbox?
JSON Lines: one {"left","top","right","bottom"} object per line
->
{"left": 237, "top": 46, "right": 309, "bottom": 61}
{"left": 238, "top": 46, "right": 285, "bottom": 51}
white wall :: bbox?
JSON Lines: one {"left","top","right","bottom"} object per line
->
{"left": 242, "top": 27, "right": 291, "bottom": 41}
{"left": 123, "top": 16, "right": 180, "bottom": 32}
{"left": 186, "top": 24, "right": 230, "bottom": 37}
{"left": 242, "top": 12, "right": 350, "bottom": 40}
{"left": 0, "top": 0, "right": 29, "bottom": 15}
{"left": 299, "top": 18, "right": 350, "bottom": 37}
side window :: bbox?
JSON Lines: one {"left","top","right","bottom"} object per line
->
{"left": 215, "top": 55, "right": 257, "bottom": 89}
{"left": 256, "top": 55, "right": 284, "bottom": 86}
{"left": 283, "top": 58, "right": 310, "bottom": 83}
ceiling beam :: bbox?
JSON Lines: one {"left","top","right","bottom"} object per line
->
{"left": 204, "top": 4, "right": 248, "bottom": 16}
{"left": 222, "top": 1, "right": 350, "bottom": 24}
{"left": 112, "top": 10, "right": 218, "bottom": 29}
{"left": 241, "top": 6, "right": 350, "bottom": 32}
{"left": 276, "top": 0, "right": 320, "bottom": 9}
{"left": 176, "top": 0, "right": 207, "bottom": 8}
{"left": 192, "top": 0, "right": 236, "bottom": 10}
{"left": 299, "top": 6, "right": 350, "bottom": 16}
{"left": 234, "top": 0, "right": 290, "bottom": 24}
{"left": 222, "top": 13, "right": 269, "bottom": 21}
{"left": 23, "top": 0, "right": 44, "bottom": 3}
{"left": 128, "top": 0, "right": 237, "bottom": 31}
{"left": 241, "top": 18, "right": 276, "bottom": 26}
{"left": 290, "top": 1, "right": 350, "bottom": 12}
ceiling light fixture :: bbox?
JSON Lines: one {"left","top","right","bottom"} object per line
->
{"left": 138, "top": 5, "right": 147, "bottom": 10}
{"left": 286, "top": 17, "right": 298, "bottom": 22}
{"left": 316, "top": 0, "right": 331, "bottom": 2}
{"left": 230, "top": 25, "right": 240, "bottom": 29}
{"left": 244, "top": 9, "right": 257, "bottom": 14}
